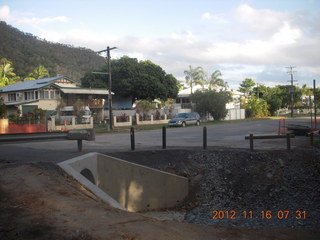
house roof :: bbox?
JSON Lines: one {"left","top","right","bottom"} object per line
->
{"left": 178, "top": 85, "right": 205, "bottom": 98}
{"left": 60, "top": 88, "right": 113, "bottom": 95}
{"left": 0, "top": 76, "right": 77, "bottom": 93}
{"left": 5, "top": 99, "right": 38, "bottom": 106}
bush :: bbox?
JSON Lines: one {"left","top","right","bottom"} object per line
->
{"left": 244, "top": 97, "right": 269, "bottom": 117}
{"left": 0, "top": 98, "right": 6, "bottom": 118}
{"left": 192, "top": 89, "right": 232, "bottom": 120}
{"left": 8, "top": 108, "right": 46, "bottom": 123}
{"left": 116, "top": 113, "right": 129, "bottom": 122}
{"left": 135, "top": 100, "right": 155, "bottom": 120}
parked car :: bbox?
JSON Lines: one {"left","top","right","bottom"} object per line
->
{"left": 168, "top": 112, "right": 201, "bottom": 127}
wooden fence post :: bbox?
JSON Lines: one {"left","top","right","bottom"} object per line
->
{"left": 286, "top": 133, "right": 291, "bottom": 150}
{"left": 310, "top": 132, "right": 314, "bottom": 146}
{"left": 250, "top": 133, "right": 254, "bottom": 151}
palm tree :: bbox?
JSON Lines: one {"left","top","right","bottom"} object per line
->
{"left": 184, "top": 65, "right": 206, "bottom": 94}
{"left": 207, "top": 70, "right": 228, "bottom": 90}
{"left": 0, "top": 58, "right": 16, "bottom": 87}
{"left": 25, "top": 64, "right": 49, "bottom": 80}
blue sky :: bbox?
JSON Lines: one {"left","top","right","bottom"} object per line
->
{"left": 1, "top": 0, "right": 320, "bottom": 90}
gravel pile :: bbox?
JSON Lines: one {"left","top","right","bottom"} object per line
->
{"left": 180, "top": 147, "right": 320, "bottom": 228}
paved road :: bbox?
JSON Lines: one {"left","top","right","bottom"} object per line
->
{"left": 0, "top": 117, "right": 317, "bottom": 163}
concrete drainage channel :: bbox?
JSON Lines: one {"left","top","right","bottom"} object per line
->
{"left": 58, "top": 152, "right": 188, "bottom": 215}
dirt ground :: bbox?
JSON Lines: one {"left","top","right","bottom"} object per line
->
{"left": 1, "top": 148, "right": 320, "bottom": 240}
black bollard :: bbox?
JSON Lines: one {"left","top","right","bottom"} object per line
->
{"left": 203, "top": 126, "right": 207, "bottom": 149}
{"left": 130, "top": 127, "right": 135, "bottom": 151}
{"left": 162, "top": 126, "right": 166, "bottom": 149}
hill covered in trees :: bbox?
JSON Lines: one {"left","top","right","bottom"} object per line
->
{"left": 0, "top": 21, "right": 105, "bottom": 80}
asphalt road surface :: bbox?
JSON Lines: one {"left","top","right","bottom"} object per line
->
{"left": 0, "top": 117, "right": 317, "bottom": 163}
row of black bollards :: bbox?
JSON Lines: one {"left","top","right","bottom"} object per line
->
{"left": 129, "top": 126, "right": 208, "bottom": 151}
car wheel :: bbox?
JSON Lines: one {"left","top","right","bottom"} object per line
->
{"left": 182, "top": 122, "right": 186, "bottom": 127}
{"left": 196, "top": 120, "right": 200, "bottom": 126}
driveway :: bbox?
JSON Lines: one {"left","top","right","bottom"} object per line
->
{"left": 0, "top": 117, "right": 316, "bottom": 163}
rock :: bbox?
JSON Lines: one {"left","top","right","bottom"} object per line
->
{"left": 266, "top": 172, "right": 273, "bottom": 179}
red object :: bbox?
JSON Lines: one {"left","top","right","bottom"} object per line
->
{"left": 283, "top": 119, "right": 286, "bottom": 134}
{"left": 8, "top": 123, "right": 46, "bottom": 134}
{"left": 278, "top": 120, "right": 281, "bottom": 135}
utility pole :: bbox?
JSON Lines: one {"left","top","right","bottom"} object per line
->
{"left": 96, "top": 46, "right": 117, "bottom": 130}
{"left": 314, "top": 79, "right": 318, "bottom": 131}
{"left": 286, "top": 66, "right": 297, "bottom": 117}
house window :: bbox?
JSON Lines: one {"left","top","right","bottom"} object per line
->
{"left": 35, "top": 91, "right": 39, "bottom": 99}
{"left": 43, "top": 90, "right": 49, "bottom": 99}
{"left": 8, "top": 93, "right": 16, "bottom": 102}
{"left": 55, "top": 91, "right": 60, "bottom": 99}
{"left": 24, "top": 91, "right": 35, "bottom": 100}
{"left": 40, "top": 89, "right": 58, "bottom": 99}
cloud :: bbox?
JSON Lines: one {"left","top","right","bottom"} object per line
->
{"left": 201, "top": 12, "right": 228, "bottom": 23}
{"left": 233, "top": 4, "right": 289, "bottom": 39}
{"left": 1, "top": 4, "right": 319, "bottom": 88}
{"left": 0, "top": 5, "right": 11, "bottom": 22}
{"left": 0, "top": 5, "right": 69, "bottom": 29}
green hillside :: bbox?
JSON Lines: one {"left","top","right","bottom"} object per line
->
{"left": 0, "top": 21, "right": 105, "bottom": 81}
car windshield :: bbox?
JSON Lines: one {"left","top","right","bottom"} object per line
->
{"left": 81, "top": 110, "right": 91, "bottom": 115}
{"left": 175, "top": 113, "right": 188, "bottom": 118}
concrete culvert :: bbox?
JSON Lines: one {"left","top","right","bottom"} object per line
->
{"left": 80, "top": 168, "right": 95, "bottom": 184}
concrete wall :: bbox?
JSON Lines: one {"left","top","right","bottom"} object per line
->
{"left": 114, "top": 115, "right": 132, "bottom": 127}
{"left": 136, "top": 114, "right": 170, "bottom": 125}
{"left": 59, "top": 152, "right": 188, "bottom": 212}
{"left": 48, "top": 117, "right": 93, "bottom": 131}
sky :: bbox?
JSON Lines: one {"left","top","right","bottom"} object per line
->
{"left": 0, "top": 0, "right": 320, "bottom": 90}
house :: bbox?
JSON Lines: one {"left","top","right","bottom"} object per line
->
{"left": 0, "top": 76, "right": 110, "bottom": 121}
{"left": 174, "top": 86, "right": 245, "bottom": 120}
{"left": 174, "top": 85, "right": 203, "bottom": 110}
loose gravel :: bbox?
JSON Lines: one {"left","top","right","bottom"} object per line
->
{"left": 112, "top": 147, "right": 320, "bottom": 228}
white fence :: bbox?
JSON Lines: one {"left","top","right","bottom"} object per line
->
{"left": 136, "top": 114, "right": 169, "bottom": 125}
{"left": 224, "top": 109, "right": 245, "bottom": 121}
{"left": 48, "top": 117, "right": 94, "bottom": 131}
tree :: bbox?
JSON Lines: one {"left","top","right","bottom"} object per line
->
{"left": 0, "top": 58, "right": 17, "bottom": 87}
{"left": 184, "top": 65, "right": 206, "bottom": 94}
{"left": 192, "top": 89, "right": 232, "bottom": 120}
{"left": 239, "top": 78, "right": 256, "bottom": 97}
{"left": 260, "top": 86, "right": 283, "bottom": 116}
{"left": 276, "top": 85, "right": 302, "bottom": 109}
{"left": 81, "top": 56, "right": 179, "bottom": 102}
{"left": 206, "top": 70, "right": 228, "bottom": 90}
{"left": 0, "top": 21, "right": 104, "bottom": 80}
{"left": 243, "top": 97, "right": 269, "bottom": 117}
{"left": 25, "top": 64, "right": 50, "bottom": 80}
